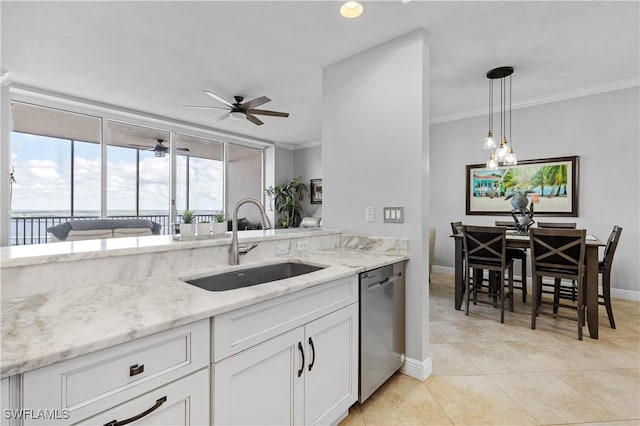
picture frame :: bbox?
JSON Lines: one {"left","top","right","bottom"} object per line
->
{"left": 466, "top": 156, "right": 579, "bottom": 216}
{"left": 310, "top": 179, "right": 323, "bottom": 204}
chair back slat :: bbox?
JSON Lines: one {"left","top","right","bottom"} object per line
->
{"left": 602, "top": 225, "right": 622, "bottom": 270}
{"left": 462, "top": 225, "right": 506, "bottom": 269}
{"left": 451, "top": 221, "right": 463, "bottom": 235}
{"left": 537, "top": 222, "right": 577, "bottom": 229}
{"left": 530, "top": 228, "right": 586, "bottom": 278}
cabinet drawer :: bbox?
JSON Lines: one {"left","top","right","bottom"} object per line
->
{"left": 213, "top": 275, "right": 357, "bottom": 362}
{"left": 78, "top": 368, "right": 209, "bottom": 426}
{"left": 23, "top": 320, "right": 209, "bottom": 424}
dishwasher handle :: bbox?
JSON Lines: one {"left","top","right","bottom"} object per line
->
{"left": 366, "top": 273, "right": 402, "bottom": 291}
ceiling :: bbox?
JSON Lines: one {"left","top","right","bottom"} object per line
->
{"left": 2, "top": 1, "right": 638, "bottom": 146}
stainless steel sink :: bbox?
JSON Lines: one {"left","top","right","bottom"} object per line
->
{"left": 183, "top": 262, "right": 325, "bottom": 292}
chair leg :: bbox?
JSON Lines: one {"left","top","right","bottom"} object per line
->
{"left": 509, "top": 266, "right": 514, "bottom": 312}
{"left": 577, "top": 277, "right": 584, "bottom": 341}
{"left": 603, "top": 272, "right": 616, "bottom": 329}
{"left": 553, "top": 278, "right": 561, "bottom": 316}
{"left": 521, "top": 257, "right": 527, "bottom": 303}
{"left": 500, "top": 270, "right": 505, "bottom": 324}
{"left": 531, "top": 274, "right": 538, "bottom": 330}
{"left": 465, "top": 268, "right": 471, "bottom": 316}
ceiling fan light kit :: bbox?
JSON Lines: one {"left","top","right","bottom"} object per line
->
{"left": 340, "top": 1, "right": 364, "bottom": 18}
{"left": 183, "top": 91, "right": 289, "bottom": 126}
{"left": 484, "top": 66, "right": 517, "bottom": 170}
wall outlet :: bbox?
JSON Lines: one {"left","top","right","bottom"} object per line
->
{"left": 276, "top": 242, "right": 290, "bottom": 254}
{"left": 296, "top": 240, "right": 308, "bottom": 251}
{"left": 365, "top": 206, "right": 375, "bottom": 223}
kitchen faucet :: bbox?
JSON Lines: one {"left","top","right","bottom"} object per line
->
{"left": 230, "top": 198, "right": 272, "bottom": 265}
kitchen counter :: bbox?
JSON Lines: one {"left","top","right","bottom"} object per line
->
{"left": 1, "top": 244, "right": 407, "bottom": 377}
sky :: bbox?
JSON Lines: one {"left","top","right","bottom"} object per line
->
{"left": 10, "top": 132, "right": 223, "bottom": 214}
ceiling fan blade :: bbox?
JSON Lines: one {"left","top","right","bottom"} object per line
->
{"left": 249, "top": 109, "right": 289, "bottom": 118}
{"left": 246, "top": 113, "right": 264, "bottom": 126}
{"left": 129, "top": 144, "right": 153, "bottom": 150}
{"left": 241, "top": 96, "right": 270, "bottom": 111}
{"left": 215, "top": 112, "right": 231, "bottom": 123}
{"left": 177, "top": 147, "right": 190, "bottom": 152}
{"left": 204, "top": 91, "right": 234, "bottom": 108}
{"left": 182, "top": 105, "right": 229, "bottom": 110}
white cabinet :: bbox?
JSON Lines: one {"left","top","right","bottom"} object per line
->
{"left": 213, "top": 303, "right": 358, "bottom": 426}
{"left": 22, "top": 320, "right": 209, "bottom": 425}
{"left": 79, "top": 368, "right": 209, "bottom": 426}
{"left": 304, "top": 304, "right": 358, "bottom": 426}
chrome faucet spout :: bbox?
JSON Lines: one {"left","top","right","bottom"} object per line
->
{"left": 230, "top": 198, "right": 272, "bottom": 265}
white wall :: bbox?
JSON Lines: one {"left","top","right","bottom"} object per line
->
{"left": 430, "top": 87, "right": 640, "bottom": 297}
{"left": 293, "top": 145, "right": 322, "bottom": 218}
{"left": 227, "top": 151, "right": 263, "bottom": 224}
{"left": 323, "top": 30, "right": 430, "bottom": 378}
{"left": 274, "top": 146, "right": 294, "bottom": 186}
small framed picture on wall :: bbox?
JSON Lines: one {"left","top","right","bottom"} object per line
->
{"left": 310, "top": 179, "right": 322, "bottom": 204}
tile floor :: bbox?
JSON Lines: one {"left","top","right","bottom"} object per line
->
{"left": 340, "top": 273, "right": 640, "bottom": 425}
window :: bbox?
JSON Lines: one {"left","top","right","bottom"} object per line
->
{"left": 7, "top": 100, "right": 266, "bottom": 245}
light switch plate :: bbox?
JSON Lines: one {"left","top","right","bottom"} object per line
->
{"left": 365, "top": 206, "right": 375, "bottom": 223}
{"left": 383, "top": 207, "right": 404, "bottom": 223}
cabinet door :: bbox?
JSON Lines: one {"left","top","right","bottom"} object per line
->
{"left": 304, "top": 304, "right": 358, "bottom": 426}
{"left": 213, "top": 327, "right": 305, "bottom": 426}
{"left": 78, "top": 368, "right": 209, "bottom": 426}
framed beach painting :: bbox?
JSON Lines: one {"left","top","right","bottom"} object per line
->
{"left": 466, "top": 156, "right": 579, "bottom": 216}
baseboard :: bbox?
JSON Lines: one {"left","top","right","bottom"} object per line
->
{"left": 609, "top": 287, "right": 640, "bottom": 301}
{"left": 400, "top": 356, "right": 432, "bottom": 381}
{"left": 432, "top": 265, "right": 640, "bottom": 301}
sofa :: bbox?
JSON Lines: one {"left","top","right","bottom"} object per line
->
{"left": 47, "top": 219, "right": 162, "bottom": 242}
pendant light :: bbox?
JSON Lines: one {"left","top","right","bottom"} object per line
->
{"left": 484, "top": 66, "right": 516, "bottom": 169}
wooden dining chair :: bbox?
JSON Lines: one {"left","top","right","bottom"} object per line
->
{"left": 530, "top": 228, "right": 586, "bottom": 340}
{"left": 537, "top": 222, "right": 578, "bottom": 306}
{"left": 599, "top": 225, "right": 622, "bottom": 329}
{"left": 495, "top": 220, "right": 527, "bottom": 303}
{"left": 462, "top": 225, "right": 514, "bottom": 323}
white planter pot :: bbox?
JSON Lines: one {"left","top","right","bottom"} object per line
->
{"left": 197, "top": 222, "right": 211, "bottom": 237}
{"left": 213, "top": 222, "right": 227, "bottom": 235}
{"left": 181, "top": 223, "right": 195, "bottom": 237}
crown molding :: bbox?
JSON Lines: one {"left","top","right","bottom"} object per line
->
{"left": 430, "top": 77, "right": 640, "bottom": 125}
{"left": 293, "top": 140, "right": 322, "bottom": 150}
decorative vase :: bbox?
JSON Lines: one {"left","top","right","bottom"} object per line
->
{"left": 181, "top": 222, "right": 194, "bottom": 238}
{"left": 197, "top": 222, "right": 211, "bottom": 237}
{"left": 213, "top": 222, "right": 227, "bottom": 235}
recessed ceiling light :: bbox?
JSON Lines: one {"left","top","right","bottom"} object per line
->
{"left": 340, "top": 1, "right": 364, "bottom": 19}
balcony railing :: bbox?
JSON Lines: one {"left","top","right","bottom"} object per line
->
{"left": 9, "top": 214, "right": 215, "bottom": 245}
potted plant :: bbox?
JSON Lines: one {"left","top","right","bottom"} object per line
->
{"left": 212, "top": 212, "right": 227, "bottom": 234}
{"left": 197, "top": 216, "right": 211, "bottom": 237}
{"left": 264, "top": 177, "right": 307, "bottom": 228}
{"left": 181, "top": 209, "right": 195, "bottom": 237}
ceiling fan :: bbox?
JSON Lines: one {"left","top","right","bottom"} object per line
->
{"left": 183, "top": 91, "right": 289, "bottom": 126}
{"left": 129, "top": 139, "right": 189, "bottom": 158}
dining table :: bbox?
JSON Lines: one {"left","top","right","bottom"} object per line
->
{"left": 451, "top": 231, "right": 605, "bottom": 339}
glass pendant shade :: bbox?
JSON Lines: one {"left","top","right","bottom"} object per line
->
{"left": 504, "top": 146, "right": 517, "bottom": 165}
{"left": 484, "top": 131, "right": 496, "bottom": 150}
{"left": 486, "top": 153, "right": 498, "bottom": 170}
{"left": 496, "top": 138, "right": 508, "bottom": 160}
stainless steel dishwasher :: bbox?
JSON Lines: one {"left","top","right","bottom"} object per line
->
{"left": 359, "top": 261, "right": 405, "bottom": 402}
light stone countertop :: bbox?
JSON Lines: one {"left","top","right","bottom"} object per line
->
{"left": 0, "top": 228, "right": 341, "bottom": 268}
{"left": 1, "top": 248, "right": 407, "bottom": 378}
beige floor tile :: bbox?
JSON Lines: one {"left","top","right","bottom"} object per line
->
{"left": 553, "top": 369, "right": 640, "bottom": 420}
{"left": 339, "top": 404, "right": 365, "bottom": 426}
{"left": 453, "top": 341, "right": 548, "bottom": 374}
{"left": 359, "top": 374, "right": 452, "bottom": 425}
{"left": 604, "top": 335, "right": 640, "bottom": 353}
{"left": 489, "top": 372, "right": 617, "bottom": 424}
{"left": 554, "top": 421, "right": 639, "bottom": 426}
{"left": 429, "top": 328, "right": 449, "bottom": 344}
{"left": 425, "top": 374, "right": 539, "bottom": 425}
{"left": 430, "top": 343, "right": 483, "bottom": 376}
